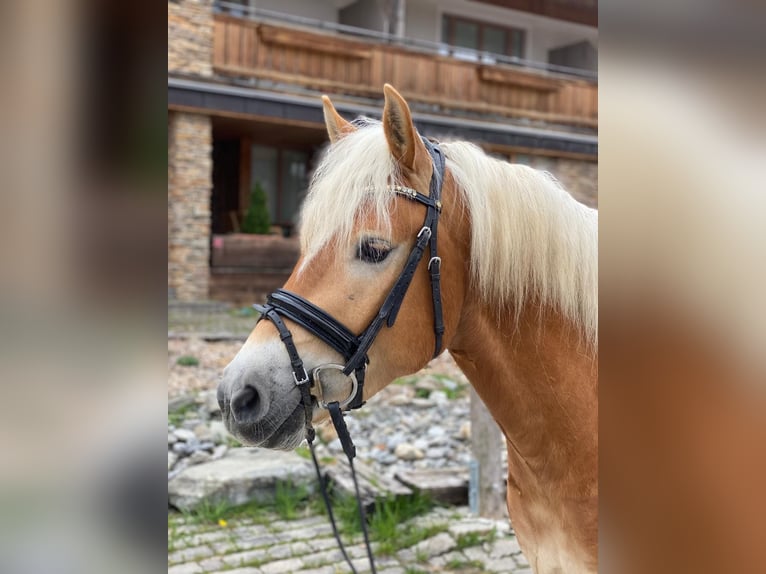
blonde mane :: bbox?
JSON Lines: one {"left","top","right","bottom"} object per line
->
{"left": 300, "top": 122, "right": 597, "bottom": 347}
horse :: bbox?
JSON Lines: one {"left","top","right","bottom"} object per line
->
{"left": 217, "top": 85, "right": 598, "bottom": 574}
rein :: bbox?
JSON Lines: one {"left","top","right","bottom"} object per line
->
{"left": 253, "top": 138, "right": 446, "bottom": 574}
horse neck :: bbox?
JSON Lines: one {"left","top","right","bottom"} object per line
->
{"left": 449, "top": 296, "right": 598, "bottom": 489}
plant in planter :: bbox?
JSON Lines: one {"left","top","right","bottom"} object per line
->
{"left": 241, "top": 182, "right": 271, "bottom": 234}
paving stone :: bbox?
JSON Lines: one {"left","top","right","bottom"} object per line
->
{"left": 197, "top": 556, "right": 224, "bottom": 572}
{"left": 168, "top": 563, "right": 203, "bottom": 574}
{"left": 292, "top": 567, "right": 335, "bottom": 574}
{"left": 301, "top": 548, "right": 344, "bottom": 568}
{"left": 265, "top": 543, "right": 293, "bottom": 561}
{"left": 490, "top": 538, "right": 522, "bottom": 558}
{"left": 448, "top": 518, "right": 497, "bottom": 538}
{"left": 260, "top": 557, "right": 304, "bottom": 574}
{"left": 222, "top": 549, "right": 270, "bottom": 567}
{"left": 307, "top": 537, "right": 340, "bottom": 551}
{"left": 411, "top": 532, "right": 456, "bottom": 558}
{"left": 463, "top": 545, "right": 489, "bottom": 563}
{"left": 168, "top": 545, "right": 214, "bottom": 563}
{"left": 217, "top": 568, "right": 263, "bottom": 574}
{"left": 289, "top": 541, "right": 313, "bottom": 556}
{"left": 484, "top": 556, "right": 516, "bottom": 573}
{"left": 376, "top": 568, "right": 406, "bottom": 574}
{"left": 431, "top": 550, "right": 469, "bottom": 567}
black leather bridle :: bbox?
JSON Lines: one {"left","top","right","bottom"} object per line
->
{"left": 252, "top": 137, "right": 446, "bottom": 574}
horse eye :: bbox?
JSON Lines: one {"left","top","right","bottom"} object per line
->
{"left": 357, "top": 238, "right": 391, "bottom": 264}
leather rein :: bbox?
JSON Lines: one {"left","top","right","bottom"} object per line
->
{"left": 253, "top": 138, "right": 446, "bottom": 574}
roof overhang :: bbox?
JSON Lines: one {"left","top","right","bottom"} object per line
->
{"left": 168, "top": 77, "right": 597, "bottom": 158}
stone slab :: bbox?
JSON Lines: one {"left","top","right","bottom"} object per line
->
{"left": 325, "top": 457, "right": 412, "bottom": 509}
{"left": 395, "top": 467, "right": 469, "bottom": 505}
{"left": 168, "top": 448, "right": 315, "bottom": 511}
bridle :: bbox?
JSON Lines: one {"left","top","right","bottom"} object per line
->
{"left": 252, "top": 137, "right": 446, "bottom": 574}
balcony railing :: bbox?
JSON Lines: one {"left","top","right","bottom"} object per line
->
{"left": 211, "top": 2, "right": 597, "bottom": 128}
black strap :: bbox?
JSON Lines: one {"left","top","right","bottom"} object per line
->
{"left": 423, "top": 138, "right": 446, "bottom": 357}
{"left": 308, "top": 402, "right": 377, "bottom": 574}
{"left": 258, "top": 308, "right": 315, "bottom": 442}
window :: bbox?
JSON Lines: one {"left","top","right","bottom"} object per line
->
{"left": 250, "top": 145, "right": 309, "bottom": 229}
{"left": 442, "top": 15, "right": 526, "bottom": 59}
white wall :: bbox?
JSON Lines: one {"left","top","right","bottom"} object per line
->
{"left": 339, "top": 0, "right": 385, "bottom": 31}
{"left": 251, "top": 0, "right": 339, "bottom": 22}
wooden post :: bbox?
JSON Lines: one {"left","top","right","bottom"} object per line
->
{"left": 469, "top": 387, "right": 506, "bottom": 519}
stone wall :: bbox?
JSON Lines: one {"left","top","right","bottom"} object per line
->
{"left": 168, "top": 0, "right": 213, "bottom": 77}
{"left": 530, "top": 156, "right": 598, "bottom": 208}
{"left": 169, "top": 112, "right": 213, "bottom": 301}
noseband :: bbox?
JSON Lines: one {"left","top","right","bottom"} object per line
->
{"left": 252, "top": 137, "right": 446, "bottom": 574}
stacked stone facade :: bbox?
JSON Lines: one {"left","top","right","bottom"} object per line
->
{"left": 168, "top": 112, "right": 213, "bottom": 301}
{"left": 168, "top": 0, "right": 213, "bottom": 77}
{"left": 530, "top": 156, "right": 598, "bottom": 208}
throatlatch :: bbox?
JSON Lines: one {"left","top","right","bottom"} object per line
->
{"left": 252, "top": 138, "right": 447, "bottom": 574}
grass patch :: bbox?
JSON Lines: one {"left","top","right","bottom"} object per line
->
{"left": 404, "top": 568, "right": 429, "bottom": 574}
{"left": 168, "top": 400, "right": 198, "bottom": 427}
{"left": 181, "top": 499, "right": 233, "bottom": 525}
{"left": 294, "top": 445, "right": 312, "bottom": 460}
{"left": 455, "top": 528, "right": 497, "bottom": 550}
{"left": 446, "top": 558, "right": 485, "bottom": 570}
{"left": 335, "top": 491, "right": 444, "bottom": 556}
{"left": 176, "top": 355, "right": 200, "bottom": 367}
{"left": 274, "top": 480, "right": 310, "bottom": 520}
{"left": 414, "top": 388, "right": 431, "bottom": 399}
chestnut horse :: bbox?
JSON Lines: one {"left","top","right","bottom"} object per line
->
{"left": 217, "top": 85, "right": 598, "bottom": 574}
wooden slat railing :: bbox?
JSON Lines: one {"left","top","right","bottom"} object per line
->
{"left": 213, "top": 14, "right": 597, "bottom": 128}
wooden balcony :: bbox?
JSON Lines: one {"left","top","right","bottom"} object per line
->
{"left": 212, "top": 14, "right": 597, "bottom": 129}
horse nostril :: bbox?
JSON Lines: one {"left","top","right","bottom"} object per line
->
{"left": 230, "top": 385, "right": 264, "bottom": 424}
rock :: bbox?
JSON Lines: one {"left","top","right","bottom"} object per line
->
{"left": 410, "top": 398, "right": 434, "bottom": 409}
{"left": 172, "top": 442, "right": 193, "bottom": 455}
{"left": 430, "top": 390, "right": 449, "bottom": 405}
{"left": 316, "top": 423, "right": 337, "bottom": 443}
{"left": 193, "top": 424, "right": 213, "bottom": 442}
{"left": 173, "top": 428, "right": 197, "bottom": 442}
{"left": 168, "top": 433, "right": 178, "bottom": 445}
{"left": 168, "top": 395, "right": 195, "bottom": 413}
{"left": 414, "top": 377, "right": 441, "bottom": 392}
{"left": 413, "top": 438, "right": 429, "bottom": 451}
{"left": 168, "top": 451, "right": 178, "bottom": 471}
{"left": 211, "top": 444, "right": 228, "bottom": 460}
{"left": 168, "top": 448, "right": 315, "bottom": 511}
{"left": 426, "top": 447, "right": 449, "bottom": 459}
{"left": 188, "top": 450, "right": 212, "bottom": 465}
{"left": 427, "top": 426, "right": 447, "bottom": 439}
{"left": 387, "top": 393, "right": 413, "bottom": 406}
{"left": 208, "top": 421, "right": 230, "bottom": 444}
{"left": 411, "top": 532, "right": 456, "bottom": 558}
{"left": 396, "top": 467, "right": 469, "bottom": 505}
{"left": 198, "top": 390, "right": 221, "bottom": 417}
{"left": 394, "top": 443, "right": 424, "bottom": 461}
{"left": 441, "top": 379, "right": 459, "bottom": 391}
{"left": 457, "top": 421, "right": 471, "bottom": 441}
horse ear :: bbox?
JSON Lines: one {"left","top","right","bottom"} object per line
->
{"left": 322, "top": 95, "right": 355, "bottom": 143}
{"left": 382, "top": 84, "right": 426, "bottom": 171}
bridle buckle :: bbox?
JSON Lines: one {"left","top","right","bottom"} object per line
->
{"left": 292, "top": 368, "right": 310, "bottom": 386}
{"left": 418, "top": 226, "right": 432, "bottom": 239}
{"left": 428, "top": 256, "right": 441, "bottom": 270}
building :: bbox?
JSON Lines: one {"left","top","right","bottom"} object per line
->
{"left": 168, "top": 0, "right": 597, "bottom": 302}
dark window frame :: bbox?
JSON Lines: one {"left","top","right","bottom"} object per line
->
{"left": 442, "top": 13, "right": 526, "bottom": 59}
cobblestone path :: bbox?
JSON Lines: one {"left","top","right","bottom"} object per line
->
{"left": 168, "top": 506, "right": 531, "bottom": 574}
